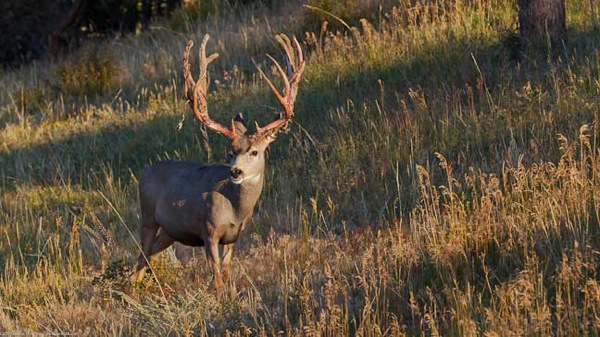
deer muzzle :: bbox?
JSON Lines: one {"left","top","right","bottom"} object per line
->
{"left": 230, "top": 167, "right": 243, "bottom": 184}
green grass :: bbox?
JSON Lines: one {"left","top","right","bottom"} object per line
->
{"left": 1, "top": 0, "right": 599, "bottom": 335}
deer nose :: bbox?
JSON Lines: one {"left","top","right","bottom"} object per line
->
{"left": 230, "top": 167, "right": 243, "bottom": 179}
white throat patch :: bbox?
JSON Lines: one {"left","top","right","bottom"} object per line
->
{"left": 243, "top": 173, "right": 262, "bottom": 185}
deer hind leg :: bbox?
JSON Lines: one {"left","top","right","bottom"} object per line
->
{"left": 133, "top": 217, "right": 159, "bottom": 284}
{"left": 133, "top": 226, "right": 175, "bottom": 284}
{"left": 149, "top": 228, "right": 175, "bottom": 255}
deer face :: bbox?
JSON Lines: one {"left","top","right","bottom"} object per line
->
{"left": 228, "top": 135, "right": 274, "bottom": 185}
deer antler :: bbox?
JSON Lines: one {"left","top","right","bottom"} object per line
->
{"left": 253, "top": 34, "right": 305, "bottom": 141}
{"left": 184, "top": 34, "right": 237, "bottom": 139}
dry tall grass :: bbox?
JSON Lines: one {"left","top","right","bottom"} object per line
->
{"left": 1, "top": 0, "right": 599, "bottom": 335}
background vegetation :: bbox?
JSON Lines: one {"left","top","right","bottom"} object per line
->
{"left": 0, "top": 0, "right": 599, "bottom": 335}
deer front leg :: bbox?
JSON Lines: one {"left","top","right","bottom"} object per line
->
{"left": 204, "top": 237, "right": 223, "bottom": 292}
{"left": 221, "top": 243, "right": 235, "bottom": 282}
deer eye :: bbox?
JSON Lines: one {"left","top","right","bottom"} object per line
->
{"left": 250, "top": 150, "right": 259, "bottom": 157}
{"left": 227, "top": 151, "right": 235, "bottom": 159}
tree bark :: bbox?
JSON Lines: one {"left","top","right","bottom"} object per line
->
{"left": 519, "top": 0, "right": 567, "bottom": 51}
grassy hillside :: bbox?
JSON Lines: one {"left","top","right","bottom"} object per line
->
{"left": 1, "top": 0, "right": 599, "bottom": 335}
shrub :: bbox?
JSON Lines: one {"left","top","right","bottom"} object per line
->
{"left": 56, "top": 43, "right": 121, "bottom": 97}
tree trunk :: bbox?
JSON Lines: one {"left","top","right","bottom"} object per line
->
{"left": 519, "top": 0, "right": 567, "bottom": 51}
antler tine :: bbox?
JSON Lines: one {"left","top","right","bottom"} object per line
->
{"left": 183, "top": 40, "right": 196, "bottom": 100}
{"left": 198, "top": 34, "right": 219, "bottom": 87}
{"left": 260, "top": 54, "right": 291, "bottom": 111}
{"left": 183, "top": 34, "right": 237, "bottom": 139}
{"left": 254, "top": 34, "right": 305, "bottom": 138}
{"left": 275, "top": 34, "right": 296, "bottom": 71}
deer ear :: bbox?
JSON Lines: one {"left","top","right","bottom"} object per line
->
{"left": 233, "top": 113, "right": 247, "bottom": 136}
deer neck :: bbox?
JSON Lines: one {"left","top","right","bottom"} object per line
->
{"left": 225, "top": 173, "right": 264, "bottom": 220}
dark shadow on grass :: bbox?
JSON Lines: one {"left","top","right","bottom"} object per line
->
{"left": 1, "top": 113, "right": 193, "bottom": 188}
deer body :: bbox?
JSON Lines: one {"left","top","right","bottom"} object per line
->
{"left": 141, "top": 161, "right": 261, "bottom": 246}
{"left": 136, "top": 155, "right": 264, "bottom": 289}
{"left": 132, "top": 33, "right": 304, "bottom": 292}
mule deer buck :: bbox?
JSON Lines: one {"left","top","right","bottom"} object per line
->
{"left": 132, "top": 34, "right": 305, "bottom": 292}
